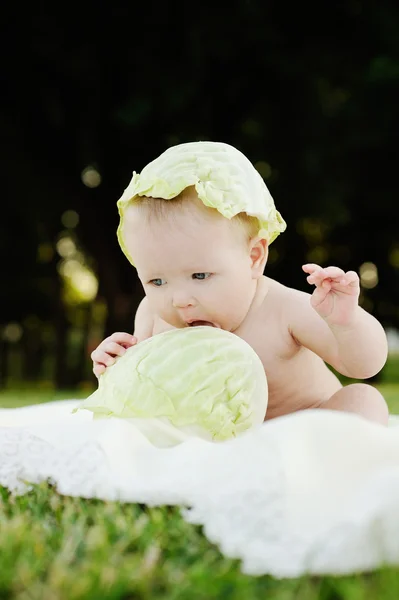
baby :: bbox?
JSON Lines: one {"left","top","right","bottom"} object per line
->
{"left": 91, "top": 142, "right": 389, "bottom": 425}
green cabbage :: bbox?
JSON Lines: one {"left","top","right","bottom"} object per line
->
{"left": 117, "top": 141, "right": 286, "bottom": 266}
{"left": 79, "top": 327, "right": 268, "bottom": 442}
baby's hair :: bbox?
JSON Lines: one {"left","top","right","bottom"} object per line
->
{"left": 233, "top": 212, "right": 261, "bottom": 241}
{"left": 131, "top": 186, "right": 260, "bottom": 242}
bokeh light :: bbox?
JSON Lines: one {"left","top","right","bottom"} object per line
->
{"left": 306, "top": 245, "right": 329, "bottom": 264}
{"left": 2, "top": 323, "right": 23, "bottom": 343}
{"left": 255, "top": 161, "right": 272, "bottom": 180}
{"left": 389, "top": 246, "right": 399, "bottom": 269}
{"left": 296, "top": 218, "right": 328, "bottom": 244}
{"left": 267, "top": 247, "right": 279, "bottom": 265}
{"left": 58, "top": 259, "right": 98, "bottom": 303}
{"left": 56, "top": 236, "right": 76, "bottom": 258}
{"left": 61, "top": 210, "right": 80, "bottom": 228}
{"left": 81, "top": 166, "right": 102, "bottom": 188}
{"left": 359, "top": 262, "right": 379, "bottom": 289}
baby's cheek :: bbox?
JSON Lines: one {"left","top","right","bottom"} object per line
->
{"left": 143, "top": 293, "right": 160, "bottom": 318}
{"left": 157, "top": 297, "right": 175, "bottom": 321}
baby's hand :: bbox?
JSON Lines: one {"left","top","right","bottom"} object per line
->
{"left": 91, "top": 332, "right": 137, "bottom": 378}
{"left": 302, "top": 263, "right": 360, "bottom": 326}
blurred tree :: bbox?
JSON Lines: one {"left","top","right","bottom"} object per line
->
{"left": 0, "top": 1, "right": 398, "bottom": 386}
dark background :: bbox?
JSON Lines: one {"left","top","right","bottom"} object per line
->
{"left": 1, "top": 1, "right": 398, "bottom": 389}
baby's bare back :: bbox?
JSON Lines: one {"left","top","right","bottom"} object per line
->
{"left": 149, "top": 276, "right": 342, "bottom": 420}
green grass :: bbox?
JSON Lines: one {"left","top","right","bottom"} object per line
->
{"left": 1, "top": 378, "right": 399, "bottom": 598}
{"left": 379, "top": 383, "right": 399, "bottom": 413}
{"left": 1, "top": 486, "right": 399, "bottom": 600}
{"left": 0, "top": 387, "right": 93, "bottom": 408}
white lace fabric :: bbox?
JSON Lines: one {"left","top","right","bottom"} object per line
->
{"left": 1, "top": 400, "right": 399, "bottom": 578}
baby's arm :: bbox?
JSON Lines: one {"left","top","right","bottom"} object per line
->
{"left": 286, "top": 287, "right": 387, "bottom": 379}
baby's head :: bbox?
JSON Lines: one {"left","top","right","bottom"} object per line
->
{"left": 121, "top": 186, "right": 268, "bottom": 331}
{"left": 117, "top": 141, "right": 286, "bottom": 332}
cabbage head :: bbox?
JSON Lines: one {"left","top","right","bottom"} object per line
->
{"left": 79, "top": 326, "right": 268, "bottom": 442}
{"left": 117, "top": 141, "right": 286, "bottom": 266}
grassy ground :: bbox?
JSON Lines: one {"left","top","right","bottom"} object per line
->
{"left": 0, "top": 387, "right": 93, "bottom": 408}
{"left": 1, "top": 373, "right": 399, "bottom": 599}
{"left": 2, "top": 485, "right": 399, "bottom": 600}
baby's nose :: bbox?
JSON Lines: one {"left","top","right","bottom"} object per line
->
{"left": 172, "top": 290, "right": 195, "bottom": 308}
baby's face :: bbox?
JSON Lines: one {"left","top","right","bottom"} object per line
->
{"left": 123, "top": 202, "right": 262, "bottom": 332}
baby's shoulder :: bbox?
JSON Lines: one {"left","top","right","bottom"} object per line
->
{"left": 259, "top": 277, "right": 312, "bottom": 325}
{"left": 244, "top": 278, "right": 303, "bottom": 358}
{"left": 261, "top": 276, "right": 302, "bottom": 307}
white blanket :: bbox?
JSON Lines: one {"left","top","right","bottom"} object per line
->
{"left": 1, "top": 400, "right": 399, "bottom": 579}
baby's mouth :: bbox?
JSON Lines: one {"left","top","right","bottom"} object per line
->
{"left": 187, "top": 320, "right": 216, "bottom": 327}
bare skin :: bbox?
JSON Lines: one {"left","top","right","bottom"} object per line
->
{"left": 91, "top": 189, "right": 389, "bottom": 425}
{"left": 92, "top": 275, "right": 389, "bottom": 426}
{"left": 148, "top": 277, "right": 389, "bottom": 424}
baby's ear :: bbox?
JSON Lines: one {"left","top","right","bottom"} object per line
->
{"left": 250, "top": 238, "right": 268, "bottom": 278}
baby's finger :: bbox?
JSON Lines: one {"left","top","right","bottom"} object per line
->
{"left": 302, "top": 263, "right": 321, "bottom": 275}
{"left": 102, "top": 353, "right": 117, "bottom": 367}
{"left": 120, "top": 337, "right": 138, "bottom": 349}
{"left": 104, "top": 342, "right": 127, "bottom": 357}
{"left": 306, "top": 268, "right": 326, "bottom": 286}
{"left": 91, "top": 349, "right": 116, "bottom": 367}
{"left": 108, "top": 332, "right": 137, "bottom": 346}
{"left": 93, "top": 364, "right": 106, "bottom": 378}
{"left": 321, "top": 266, "right": 346, "bottom": 281}
{"left": 310, "top": 280, "right": 331, "bottom": 309}
{"left": 308, "top": 267, "right": 348, "bottom": 287}
{"left": 344, "top": 271, "right": 360, "bottom": 286}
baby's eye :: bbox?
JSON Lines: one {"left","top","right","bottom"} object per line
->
{"left": 149, "top": 278, "right": 166, "bottom": 287}
{"left": 192, "top": 273, "right": 211, "bottom": 280}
